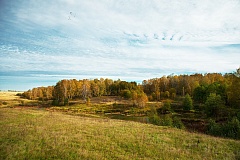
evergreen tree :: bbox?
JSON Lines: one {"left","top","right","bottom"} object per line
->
{"left": 205, "top": 93, "right": 223, "bottom": 117}
{"left": 183, "top": 94, "right": 193, "bottom": 111}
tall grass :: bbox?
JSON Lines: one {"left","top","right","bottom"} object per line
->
{"left": 0, "top": 108, "right": 239, "bottom": 159}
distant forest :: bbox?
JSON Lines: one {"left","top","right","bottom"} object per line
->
{"left": 22, "top": 68, "right": 240, "bottom": 109}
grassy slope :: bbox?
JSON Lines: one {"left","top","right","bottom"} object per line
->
{"left": 0, "top": 108, "right": 239, "bottom": 160}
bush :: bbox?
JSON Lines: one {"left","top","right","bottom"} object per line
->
{"left": 149, "top": 110, "right": 185, "bottom": 129}
{"left": 207, "top": 117, "right": 240, "bottom": 139}
{"left": 148, "top": 107, "right": 172, "bottom": 126}
{"left": 16, "top": 93, "right": 22, "bottom": 96}
{"left": 160, "top": 114, "right": 173, "bottom": 126}
{"left": 173, "top": 117, "right": 185, "bottom": 129}
{"left": 224, "top": 117, "right": 240, "bottom": 139}
{"left": 162, "top": 101, "right": 172, "bottom": 114}
{"left": 149, "top": 114, "right": 161, "bottom": 125}
{"left": 52, "top": 100, "right": 59, "bottom": 106}
{"left": 207, "top": 119, "right": 221, "bottom": 136}
{"left": 148, "top": 106, "right": 161, "bottom": 125}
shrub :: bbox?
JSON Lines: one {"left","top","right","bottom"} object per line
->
{"left": 162, "top": 101, "right": 172, "bottom": 114}
{"left": 148, "top": 106, "right": 161, "bottom": 125}
{"left": 173, "top": 117, "right": 185, "bottom": 129}
{"left": 207, "top": 119, "right": 221, "bottom": 136}
{"left": 224, "top": 117, "right": 240, "bottom": 139}
{"left": 207, "top": 117, "right": 240, "bottom": 139}
{"left": 16, "top": 93, "right": 22, "bottom": 96}
{"left": 52, "top": 100, "right": 59, "bottom": 106}
{"left": 149, "top": 114, "right": 161, "bottom": 126}
{"left": 160, "top": 114, "right": 173, "bottom": 126}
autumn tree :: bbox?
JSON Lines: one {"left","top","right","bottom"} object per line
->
{"left": 137, "top": 92, "right": 148, "bottom": 108}
{"left": 53, "top": 80, "right": 66, "bottom": 105}
{"left": 22, "top": 86, "right": 54, "bottom": 101}
{"left": 227, "top": 72, "right": 240, "bottom": 108}
{"left": 169, "top": 88, "right": 176, "bottom": 99}
{"left": 81, "top": 79, "right": 91, "bottom": 100}
{"left": 132, "top": 91, "right": 148, "bottom": 108}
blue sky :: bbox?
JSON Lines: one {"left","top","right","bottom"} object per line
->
{"left": 0, "top": 0, "right": 240, "bottom": 90}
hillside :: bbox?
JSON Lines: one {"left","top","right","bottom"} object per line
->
{"left": 0, "top": 107, "right": 239, "bottom": 160}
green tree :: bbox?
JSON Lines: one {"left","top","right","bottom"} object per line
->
{"left": 183, "top": 94, "right": 193, "bottom": 111}
{"left": 121, "top": 89, "right": 132, "bottom": 99}
{"left": 193, "top": 85, "right": 207, "bottom": 103}
{"left": 160, "top": 114, "right": 173, "bottom": 126}
{"left": 205, "top": 93, "right": 223, "bottom": 117}
{"left": 225, "top": 117, "right": 240, "bottom": 139}
{"left": 162, "top": 100, "right": 171, "bottom": 114}
{"left": 227, "top": 74, "right": 240, "bottom": 108}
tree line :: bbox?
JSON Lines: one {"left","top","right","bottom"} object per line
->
{"left": 142, "top": 72, "right": 240, "bottom": 109}
{"left": 22, "top": 78, "right": 148, "bottom": 106}
{"left": 22, "top": 70, "right": 239, "bottom": 109}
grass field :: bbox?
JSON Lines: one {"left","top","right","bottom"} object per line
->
{"left": 0, "top": 92, "right": 240, "bottom": 159}
{"left": 0, "top": 107, "right": 239, "bottom": 160}
{"left": 0, "top": 91, "right": 39, "bottom": 108}
{"left": 0, "top": 91, "right": 27, "bottom": 107}
{"left": 0, "top": 91, "right": 22, "bottom": 100}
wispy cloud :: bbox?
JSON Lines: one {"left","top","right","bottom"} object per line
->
{"left": 0, "top": 0, "right": 240, "bottom": 90}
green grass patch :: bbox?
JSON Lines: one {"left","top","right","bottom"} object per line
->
{"left": 0, "top": 108, "right": 239, "bottom": 159}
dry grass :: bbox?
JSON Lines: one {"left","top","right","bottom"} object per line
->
{"left": 0, "top": 91, "right": 22, "bottom": 107}
{"left": 0, "top": 91, "right": 239, "bottom": 159}
{"left": 0, "top": 107, "right": 239, "bottom": 160}
{"left": 0, "top": 91, "right": 22, "bottom": 101}
{"left": 0, "top": 91, "right": 37, "bottom": 108}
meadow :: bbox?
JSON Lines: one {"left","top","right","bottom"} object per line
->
{"left": 0, "top": 92, "right": 240, "bottom": 159}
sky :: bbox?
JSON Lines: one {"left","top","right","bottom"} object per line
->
{"left": 0, "top": 0, "right": 240, "bottom": 91}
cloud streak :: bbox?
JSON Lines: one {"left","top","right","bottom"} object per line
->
{"left": 0, "top": 0, "right": 240, "bottom": 90}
